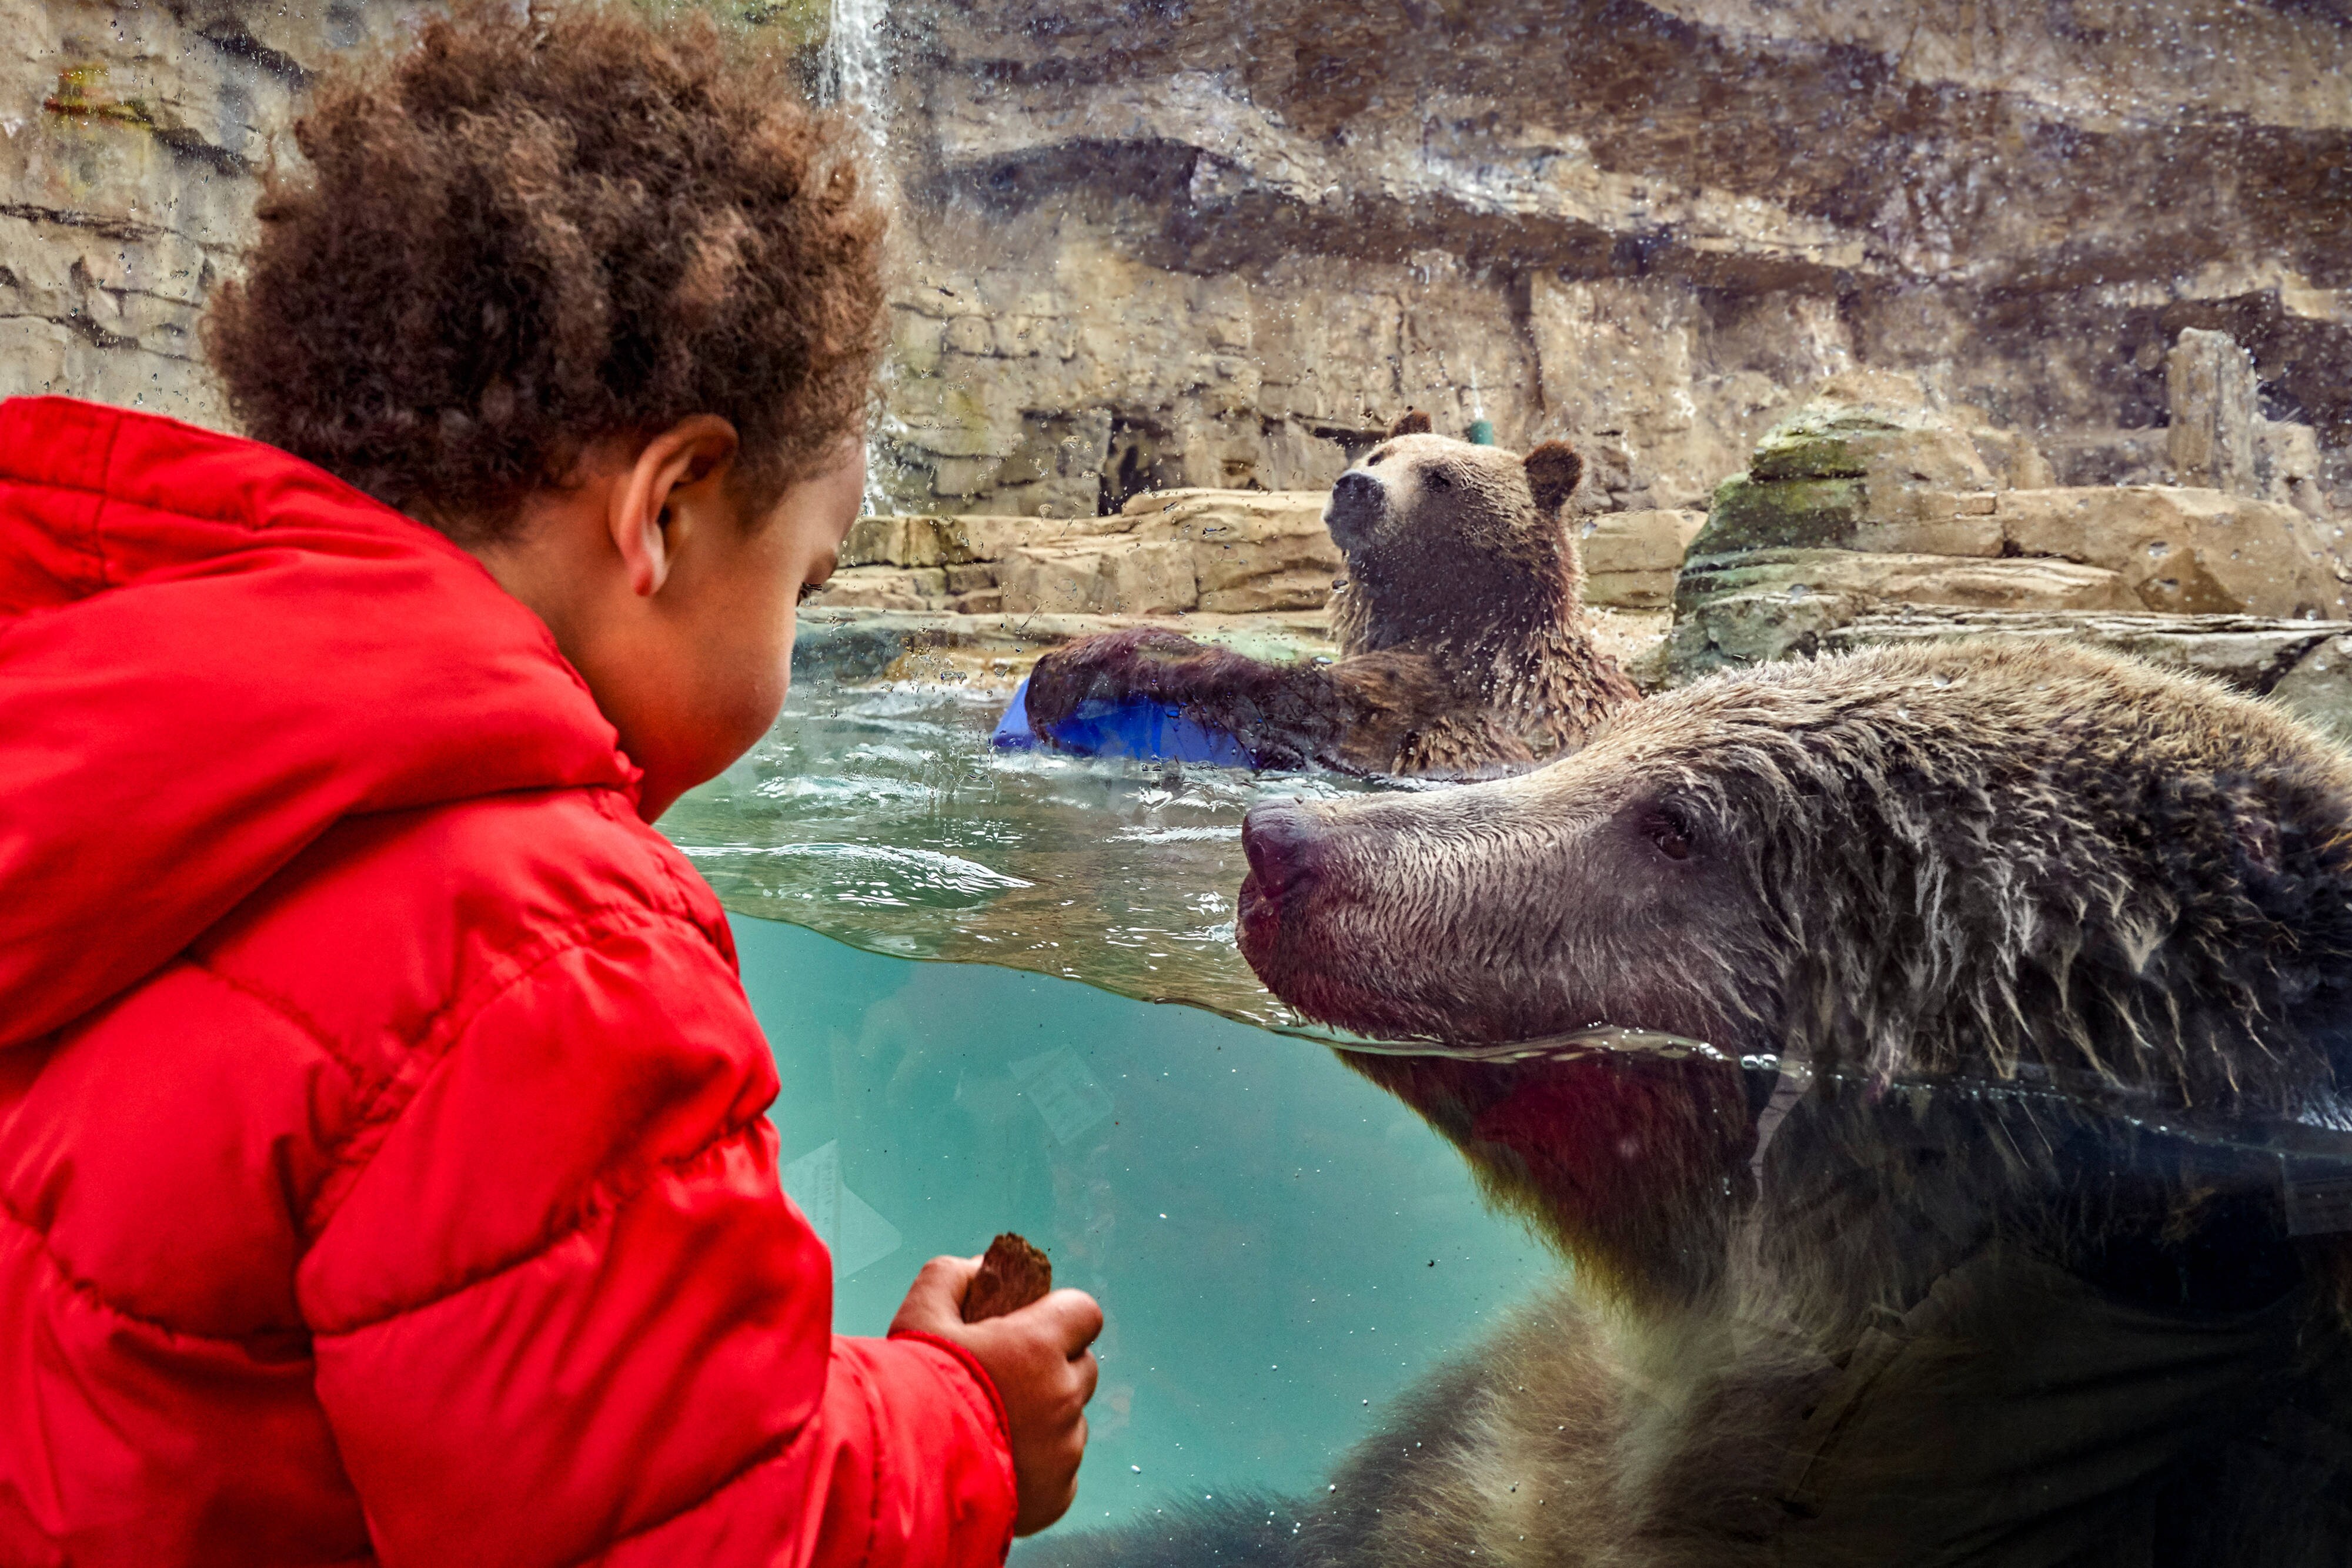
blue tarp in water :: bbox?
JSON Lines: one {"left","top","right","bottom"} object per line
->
{"left": 992, "top": 673, "right": 1257, "bottom": 767}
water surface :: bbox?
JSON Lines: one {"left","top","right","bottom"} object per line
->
{"left": 667, "top": 673, "right": 1404, "bottom": 1027}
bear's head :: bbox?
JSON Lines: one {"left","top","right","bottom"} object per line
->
{"left": 1238, "top": 640, "right": 2352, "bottom": 1316}
{"left": 1324, "top": 411, "right": 1588, "bottom": 656}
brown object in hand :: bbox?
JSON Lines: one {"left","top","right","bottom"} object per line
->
{"left": 962, "top": 1232, "right": 1053, "bottom": 1322}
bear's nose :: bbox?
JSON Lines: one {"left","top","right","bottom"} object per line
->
{"left": 1325, "top": 470, "right": 1384, "bottom": 549}
{"left": 1242, "top": 797, "right": 1328, "bottom": 900}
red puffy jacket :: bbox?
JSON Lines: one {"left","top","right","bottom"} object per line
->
{"left": 0, "top": 397, "right": 1018, "bottom": 1567}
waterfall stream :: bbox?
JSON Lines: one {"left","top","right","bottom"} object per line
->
{"left": 824, "top": 0, "right": 890, "bottom": 142}
{"left": 826, "top": 0, "right": 899, "bottom": 519}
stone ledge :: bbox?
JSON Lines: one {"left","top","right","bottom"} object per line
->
{"left": 819, "top": 490, "right": 1697, "bottom": 619}
{"left": 1582, "top": 509, "right": 1707, "bottom": 609}
{"left": 790, "top": 606, "right": 1339, "bottom": 687}
{"left": 791, "top": 603, "right": 1675, "bottom": 694}
{"left": 1671, "top": 370, "right": 2352, "bottom": 687}
{"left": 817, "top": 489, "right": 1345, "bottom": 618}
{"left": 1818, "top": 607, "right": 2352, "bottom": 737}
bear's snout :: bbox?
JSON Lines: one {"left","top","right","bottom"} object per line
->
{"left": 1241, "top": 797, "right": 1327, "bottom": 901}
{"left": 1237, "top": 797, "right": 1334, "bottom": 974}
{"left": 1324, "top": 469, "right": 1384, "bottom": 547}
{"left": 1232, "top": 804, "right": 1327, "bottom": 1001}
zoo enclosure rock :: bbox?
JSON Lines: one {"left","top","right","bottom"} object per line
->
{"left": 1581, "top": 509, "right": 1709, "bottom": 609}
{"left": 1995, "top": 487, "right": 2343, "bottom": 618}
{"left": 1012, "top": 487, "right": 1345, "bottom": 616}
{"left": 9, "top": 0, "right": 2352, "bottom": 542}
{"left": 868, "top": 0, "right": 2352, "bottom": 520}
{"left": 1669, "top": 369, "right": 2352, "bottom": 725}
{"left": 1818, "top": 609, "right": 2352, "bottom": 740}
{"left": 0, "top": 0, "right": 428, "bottom": 418}
{"left": 816, "top": 489, "right": 1346, "bottom": 616}
{"left": 820, "top": 488, "right": 1688, "bottom": 617}
{"left": 2167, "top": 327, "right": 2334, "bottom": 517}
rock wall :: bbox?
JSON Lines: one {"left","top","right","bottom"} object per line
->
{"left": 6, "top": 0, "right": 2349, "bottom": 537}
{"left": 0, "top": 1, "right": 435, "bottom": 420}
{"left": 1669, "top": 368, "right": 2352, "bottom": 683}
{"left": 867, "top": 0, "right": 2352, "bottom": 520}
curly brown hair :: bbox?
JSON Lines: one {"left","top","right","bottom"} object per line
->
{"left": 205, "top": 2, "right": 886, "bottom": 542}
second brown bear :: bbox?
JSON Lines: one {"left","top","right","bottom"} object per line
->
{"left": 1021, "top": 413, "right": 1639, "bottom": 777}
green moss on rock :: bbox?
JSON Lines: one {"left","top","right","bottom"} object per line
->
{"left": 1685, "top": 475, "right": 1866, "bottom": 557}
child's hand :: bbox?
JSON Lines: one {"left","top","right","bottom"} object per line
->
{"left": 890, "top": 1254, "right": 1102, "bottom": 1535}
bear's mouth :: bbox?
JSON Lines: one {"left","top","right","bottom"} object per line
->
{"left": 1240, "top": 798, "right": 1558, "bottom": 1044}
{"left": 1238, "top": 867, "right": 1438, "bottom": 1039}
{"left": 1240, "top": 866, "right": 1544, "bottom": 1045}
{"left": 1234, "top": 866, "right": 1279, "bottom": 965}
{"left": 1241, "top": 859, "right": 1709, "bottom": 1054}
{"left": 1240, "top": 795, "right": 1690, "bottom": 1049}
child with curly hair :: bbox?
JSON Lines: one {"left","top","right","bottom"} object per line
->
{"left": 0, "top": 5, "right": 1096, "bottom": 1563}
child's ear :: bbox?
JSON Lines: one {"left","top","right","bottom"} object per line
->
{"left": 1386, "top": 408, "right": 1433, "bottom": 438}
{"left": 611, "top": 415, "right": 738, "bottom": 597}
{"left": 1524, "top": 440, "right": 1583, "bottom": 517}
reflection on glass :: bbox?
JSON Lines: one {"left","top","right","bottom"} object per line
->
{"left": 730, "top": 917, "right": 1552, "bottom": 1532}
{"left": 1200, "top": 638, "right": 2352, "bottom": 1560}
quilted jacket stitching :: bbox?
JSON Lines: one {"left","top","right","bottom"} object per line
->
{"left": 299, "top": 901, "right": 721, "bottom": 1238}
{"left": 559, "top": 1426, "right": 801, "bottom": 1566}
{"left": 0, "top": 469, "right": 251, "bottom": 529}
{"left": 86, "top": 404, "right": 123, "bottom": 590}
{"left": 0, "top": 1195, "right": 303, "bottom": 1343}
{"left": 185, "top": 953, "right": 376, "bottom": 1091}
{"left": 309, "top": 1104, "right": 770, "bottom": 1336}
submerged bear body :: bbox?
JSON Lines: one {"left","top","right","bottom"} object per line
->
{"left": 1048, "top": 641, "right": 2352, "bottom": 1566}
{"left": 1023, "top": 418, "right": 1638, "bottom": 778}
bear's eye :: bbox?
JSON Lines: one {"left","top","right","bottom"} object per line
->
{"left": 1425, "top": 469, "right": 1453, "bottom": 491}
{"left": 1646, "top": 808, "right": 1693, "bottom": 862}
{"left": 1367, "top": 452, "right": 1386, "bottom": 466}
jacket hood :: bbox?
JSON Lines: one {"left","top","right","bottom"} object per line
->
{"left": 0, "top": 396, "right": 636, "bottom": 1051}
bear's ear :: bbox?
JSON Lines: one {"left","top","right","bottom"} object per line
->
{"left": 1386, "top": 409, "right": 1434, "bottom": 438}
{"left": 1524, "top": 441, "right": 1583, "bottom": 516}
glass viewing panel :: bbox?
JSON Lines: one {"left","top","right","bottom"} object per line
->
{"left": 674, "top": 2, "right": 2352, "bottom": 1560}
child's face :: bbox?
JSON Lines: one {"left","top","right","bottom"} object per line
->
{"left": 617, "top": 444, "right": 864, "bottom": 818}
{"left": 475, "top": 423, "right": 864, "bottom": 819}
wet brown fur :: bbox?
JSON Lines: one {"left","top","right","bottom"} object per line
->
{"left": 1045, "top": 642, "right": 2352, "bottom": 1566}
{"left": 1023, "top": 416, "right": 1638, "bottom": 777}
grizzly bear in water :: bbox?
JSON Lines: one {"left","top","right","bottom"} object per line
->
{"left": 1045, "top": 641, "right": 2352, "bottom": 1566}
{"left": 1022, "top": 413, "right": 1638, "bottom": 777}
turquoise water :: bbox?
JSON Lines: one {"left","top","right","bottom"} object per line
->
{"left": 731, "top": 915, "right": 1553, "bottom": 1531}
{"left": 677, "top": 671, "right": 1561, "bottom": 1527}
